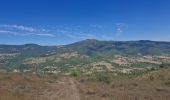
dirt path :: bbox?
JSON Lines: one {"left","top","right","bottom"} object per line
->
{"left": 38, "top": 77, "right": 80, "bottom": 100}
{"left": 69, "top": 78, "right": 80, "bottom": 100}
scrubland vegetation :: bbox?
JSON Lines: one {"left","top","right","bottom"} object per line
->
{"left": 1, "top": 40, "right": 170, "bottom": 100}
{"left": 0, "top": 65, "right": 170, "bottom": 100}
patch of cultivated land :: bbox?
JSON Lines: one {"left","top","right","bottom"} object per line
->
{"left": 0, "top": 69, "right": 170, "bottom": 100}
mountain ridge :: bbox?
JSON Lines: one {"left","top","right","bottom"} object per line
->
{"left": 0, "top": 39, "right": 170, "bottom": 56}
{"left": 1, "top": 39, "right": 170, "bottom": 46}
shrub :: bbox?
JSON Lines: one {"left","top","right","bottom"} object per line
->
{"left": 52, "top": 74, "right": 58, "bottom": 79}
{"left": 95, "top": 72, "right": 112, "bottom": 84}
{"left": 149, "top": 75, "right": 154, "bottom": 81}
{"left": 159, "top": 63, "right": 170, "bottom": 69}
{"left": 70, "top": 70, "right": 79, "bottom": 77}
{"left": 164, "top": 81, "right": 170, "bottom": 86}
{"left": 159, "top": 64, "right": 165, "bottom": 68}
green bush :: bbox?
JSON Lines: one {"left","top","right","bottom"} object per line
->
{"left": 159, "top": 63, "right": 170, "bottom": 69}
{"left": 94, "top": 72, "right": 112, "bottom": 84}
{"left": 164, "top": 81, "right": 170, "bottom": 86}
{"left": 70, "top": 70, "right": 79, "bottom": 77}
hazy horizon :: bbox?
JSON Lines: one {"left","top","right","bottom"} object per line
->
{"left": 0, "top": 39, "right": 170, "bottom": 46}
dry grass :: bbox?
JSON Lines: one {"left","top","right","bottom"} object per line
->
{"left": 0, "top": 69, "right": 170, "bottom": 100}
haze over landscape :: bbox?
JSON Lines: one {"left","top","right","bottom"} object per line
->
{"left": 1, "top": 0, "right": 170, "bottom": 100}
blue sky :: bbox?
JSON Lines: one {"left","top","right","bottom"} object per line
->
{"left": 0, "top": 0, "right": 170, "bottom": 45}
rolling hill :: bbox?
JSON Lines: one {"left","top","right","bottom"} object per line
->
{"left": 1, "top": 39, "right": 170, "bottom": 57}
{"left": 0, "top": 39, "right": 170, "bottom": 71}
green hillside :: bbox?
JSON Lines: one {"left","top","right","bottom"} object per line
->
{"left": 1, "top": 39, "right": 170, "bottom": 71}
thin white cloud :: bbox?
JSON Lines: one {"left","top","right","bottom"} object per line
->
{"left": 89, "top": 24, "right": 105, "bottom": 28}
{"left": 56, "top": 29, "right": 68, "bottom": 33}
{"left": 1, "top": 24, "right": 35, "bottom": 32}
{"left": 0, "top": 30, "right": 12, "bottom": 33}
{"left": 115, "top": 23, "right": 128, "bottom": 36}
{"left": 36, "top": 33, "right": 55, "bottom": 37}
{"left": 0, "top": 30, "right": 18, "bottom": 35}
{"left": 55, "top": 27, "right": 97, "bottom": 39}
{"left": 79, "top": 33, "right": 96, "bottom": 39}
{"left": 0, "top": 24, "right": 54, "bottom": 37}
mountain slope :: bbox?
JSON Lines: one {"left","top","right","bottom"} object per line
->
{"left": 1, "top": 39, "right": 170, "bottom": 57}
{"left": 66, "top": 39, "right": 170, "bottom": 55}
{"left": 0, "top": 44, "right": 59, "bottom": 57}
